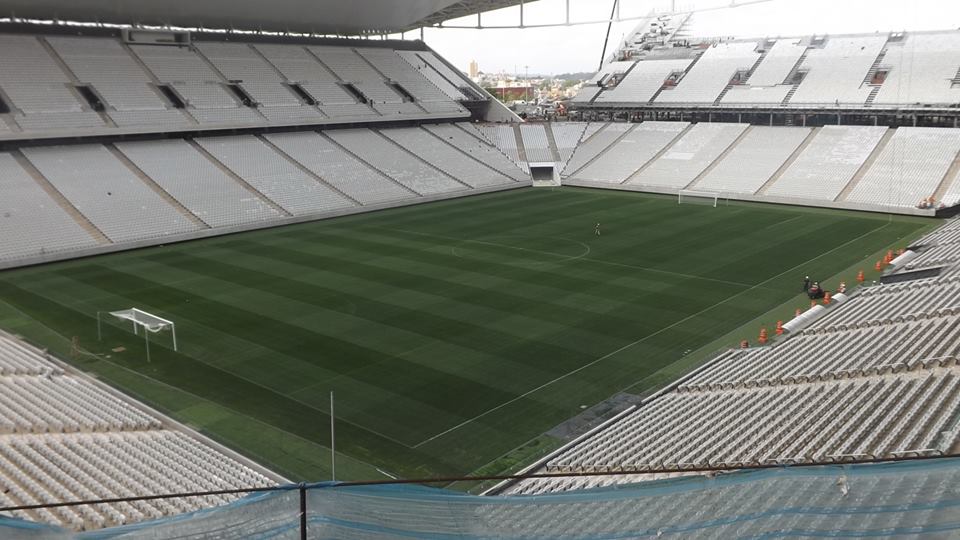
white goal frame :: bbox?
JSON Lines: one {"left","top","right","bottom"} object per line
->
{"left": 97, "top": 308, "right": 177, "bottom": 362}
{"left": 678, "top": 189, "right": 721, "bottom": 208}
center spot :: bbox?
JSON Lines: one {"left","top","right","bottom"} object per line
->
{"left": 451, "top": 235, "right": 591, "bottom": 267}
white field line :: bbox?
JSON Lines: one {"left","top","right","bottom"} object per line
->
{"left": 0, "top": 298, "right": 394, "bottom": 477}
{"left": 389, "top": 227, "right": 755, "bottom": 288}
{"left": 413, "top": 221, "right": 892, "bottom": 448}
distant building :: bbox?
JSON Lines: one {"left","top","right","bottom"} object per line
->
{"left": 468, "top": 59, "right": 479, "bottom": 79}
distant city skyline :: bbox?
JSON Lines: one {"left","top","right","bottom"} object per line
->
{"left": 417, "top": 0, "right": 960, "bottom": 76}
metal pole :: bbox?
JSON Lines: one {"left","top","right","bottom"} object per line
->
{"left": 298, "top": 483, "right": 307, "bottom": 540}
{"left": 172, "top": 325, "right": 178, "bottom": 352}
{"left": 144, "top": 331, "right": 151, "bottom": 363}
{"left": 598, "top": 0, "right": 619, "bottom": 71}
{"left": 330, "top": 391, "right": 336, "bottom": 481}
{"left": 97, "top": 312, "right": 102, "bottom": 342}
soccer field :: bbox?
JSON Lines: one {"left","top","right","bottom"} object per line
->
{"left": 0, "top": 188, "right": 934, "bottom": 482}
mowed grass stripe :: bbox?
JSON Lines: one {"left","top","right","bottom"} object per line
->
{"left": 0, "top": 279, "right": 456, "bottom": 476}
{"left": 211, "top": 233, "right": 723, "bottom": 344}
{"left": 89, "top": 249, "right": 604, "bottom": 443}
{"left": 18, "top": 263, "right": 487, "bottom": 447}
{"left": 280, "top": 225, "right": 740, "bottom": 323}
{"left": 38, "top": 264, "right": 475, "bottom": 451}
{"left": 0, "top": 188, "right": 932, "bottom": 480}
{"left": 412, "top": 222, "right": 904, "bottom": 465}
{"left": 124, "top": 248, "right": 641, "bottom": 442}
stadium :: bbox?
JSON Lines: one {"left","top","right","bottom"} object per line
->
{"left": 0, "top": 0, "right": 958, "bottom": 537}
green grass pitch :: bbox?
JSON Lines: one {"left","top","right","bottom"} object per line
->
{"left": 0, "top": 187, "right": 935, "bottom": 482}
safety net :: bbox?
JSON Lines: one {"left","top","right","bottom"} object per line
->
{"left": 4, "top": 458, "right": 959, "bottom": 539}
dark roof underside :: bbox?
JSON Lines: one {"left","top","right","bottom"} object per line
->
{"left": 0, "top": 0, "right": 528, "bottom": 34}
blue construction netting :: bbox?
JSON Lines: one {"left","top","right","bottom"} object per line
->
{"left": 4, "top": 458, "right": 960, "bottom": 539}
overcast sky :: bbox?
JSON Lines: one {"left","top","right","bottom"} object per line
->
{"left": 415, "top": 0, "right": 960, "bottom": 76}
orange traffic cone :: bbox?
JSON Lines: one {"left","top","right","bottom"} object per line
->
{"left": 875, "top": 260, "right": 882, "bottom": 271}
{"left": 823, "top": 292, "right": 832, "bottom": 305}
{"left": 775, "top": 320, "right": 784, "bottom": 336}
{"left": 857, "top": 270, "right": 865, "bottom": 283}
{"left": 758, "top": 327, "right": 768, "bottom": 345}
{"left": 884, "top": 250, "right": 894, "bottom": 264}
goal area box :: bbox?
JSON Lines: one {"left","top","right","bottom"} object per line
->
{"left": 678, "top": 190, "right": 725, "bottom": 207}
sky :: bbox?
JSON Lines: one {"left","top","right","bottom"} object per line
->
{"left": 412, "top": 0, "right": 960, "bottom": 76}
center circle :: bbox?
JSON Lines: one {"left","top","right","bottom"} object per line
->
{"left": 451, "top": 235, "right": 591, "bottom": 267}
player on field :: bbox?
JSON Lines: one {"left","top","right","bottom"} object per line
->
{"left": 595, "top": 223, "right": 601, "bottom": 236}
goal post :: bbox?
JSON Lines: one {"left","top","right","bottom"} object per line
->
{"left": 678, "top": 189, "right": 721, "bottom": 208}
{"left": 97, "top": 308, "right": 177, "bottom": 362}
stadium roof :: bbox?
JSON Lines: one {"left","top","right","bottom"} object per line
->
{"left": 0, "top": 0, "right": 527, "bottom": 35}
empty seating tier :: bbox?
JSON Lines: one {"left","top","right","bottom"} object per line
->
{"left": 0, "top": 124, "right": 529, "bottom": 266}
{"left": 562, "top": 123, "right": 634, "bottom": 176}
{"left": 845, "top": 127, "right": 960, "bottom": 209}
{"left": 21, "top": 145, "right": 199, "bottom": 243}
{"left": 380, "top": 127, "right": 515, "bottom": 189}
{"left": 424, "top": 124, "right": 529, "bottom": 182}
{"left": 596, "top": 59, "right": 693, "bottom": 104}
{"left": 0, "top": 333, "right": 278, "bottom": 531}
{"left": 0, "top": 35, "right": 473, "bottom": 140}
{"left": 0, "top": 153, "right": 99, "bottom": 261}
{"left": 694, "top": 126, "right": 810, "bottom": 194}
{"left": 575, "top": 31, "right": 960, "bottom": 109}
{"left": 627, "top": 122, "right": 745, "bottom": 188}
{"left": 519, "top": 124, "right": 555, "bottom": 163}
{"left": 656, "top": 42, "right": 760, "bottom": 104}
{"left": 472, "top": 124, "right": 527, "bottom": 172}
{"left": 264, "top": 131, "right": 416, "bottom": 206}
{"left": 573, "top": 122, "right": 691, "bottom": 183}
{"left": 874, "top": 33, "right": 960, "bottom": 106}
{"left": 549, "top": 123, "right": 590, "bottom": 172}
{"left": 325, "top": 129, "right": 468, "bottom": 196}
{"left": 195, "top": 135, "right": 356, "bottom": 216}
{"left": 766, "top": 126, "right": 887, "bottom": 201}
{"left": 115, "top": 139, "right": 282, "bottom": 228}
{"left": 788, "top": 36, "right": 886, "bottom": 106}
{"left": 46, "top": 37, "right": 171, "bottom": 114}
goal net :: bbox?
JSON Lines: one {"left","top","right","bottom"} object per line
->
{"left": 97, "top": 308, "right": 178, "bottom": 362}
{"left": 678, "top": 189, "right": 721, "bottom": 207}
